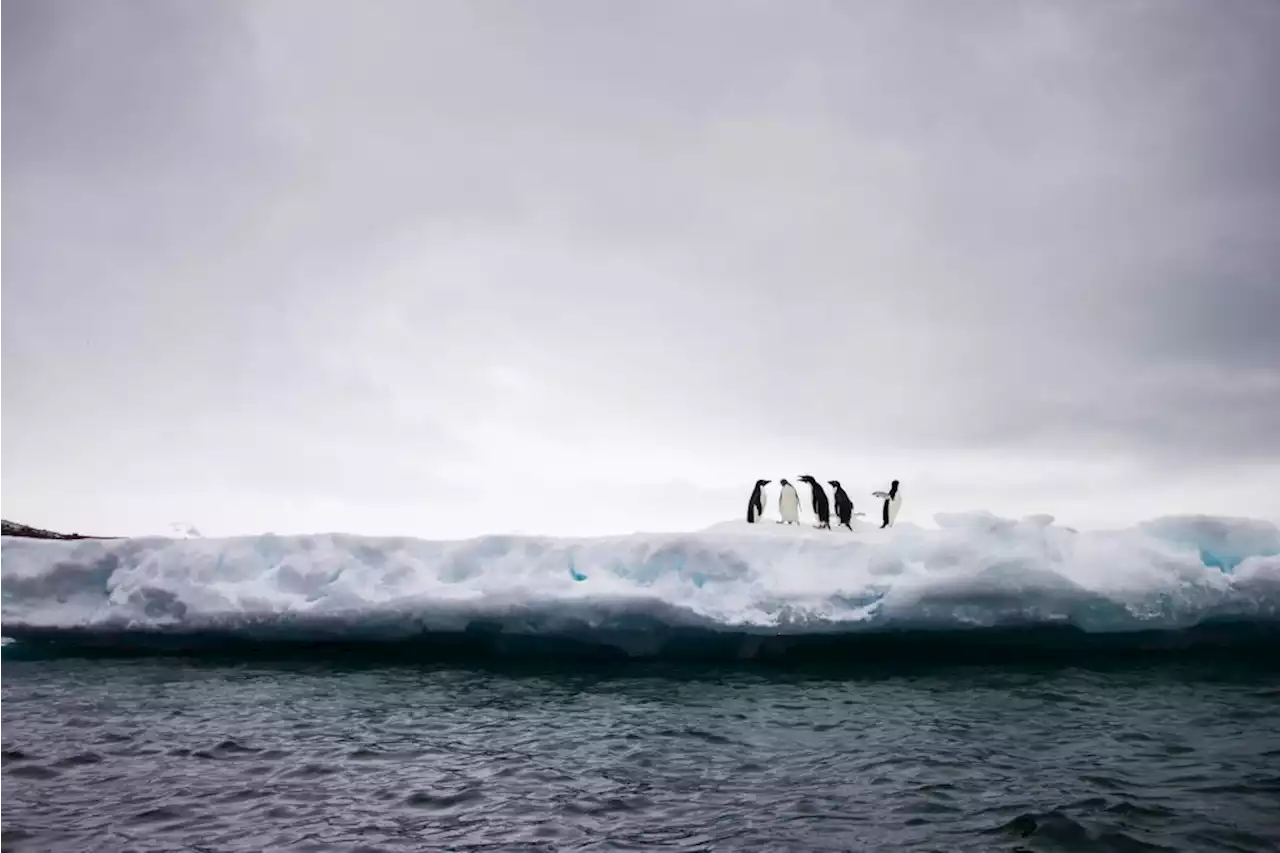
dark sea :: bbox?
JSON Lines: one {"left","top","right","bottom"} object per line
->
{"left": 3, "top": 656, "right": 1279, "bottom": 853}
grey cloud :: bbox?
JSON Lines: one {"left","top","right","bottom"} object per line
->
{"left": 3, "top": 0, "right": 1278, "bottom": 533}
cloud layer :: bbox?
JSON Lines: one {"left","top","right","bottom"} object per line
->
{"left": 4, "top": 0, "right": 1279, "bottom": 536}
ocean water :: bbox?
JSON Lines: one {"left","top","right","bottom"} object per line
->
{"left": 4, "top": 657, "right": 1279, "bottom": 852}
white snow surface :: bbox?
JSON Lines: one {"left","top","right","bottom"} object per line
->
{"left": 2, "top": 511, "right": 1279, "bottom": 639}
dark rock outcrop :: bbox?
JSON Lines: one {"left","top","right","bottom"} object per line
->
{"left": 1, "top": 520, "right": 116, "bottom": 541}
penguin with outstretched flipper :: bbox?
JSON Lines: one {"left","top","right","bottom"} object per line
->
{"left": 798, "top": 475, "right": 831, "bottom": 529}
{"left": 746, "top": 479, "right": 771, "bottom": 523}
{"left": 872, "top": 480, "right": 901, "bottom": 528}
{"left": 828, "top": 480, "right": 854, "bottom": 530}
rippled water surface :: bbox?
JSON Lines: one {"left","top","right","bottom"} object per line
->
{"left": 3, "top": 658, "right": 1279, "bottom": 852}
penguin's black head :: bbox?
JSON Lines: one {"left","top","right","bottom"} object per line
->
{"left": 780, "top": 478, "right": 790, "bottom": 486}
{"left": 798, "top": 475, "right": 814, "bottom": 484}
{"left": 892, "top": 479, "right": 899, "bottom": 487}
{"left": 755, "top": 479, "right": 771, "bottom": 487}
{"left": 828, "top": 480, "right": 840, "bottom": 488}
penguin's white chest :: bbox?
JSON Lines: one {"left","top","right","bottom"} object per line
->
{"left": 779, "top": 486, "right": 800, "bottom": 521}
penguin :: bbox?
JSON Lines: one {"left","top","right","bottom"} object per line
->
{"left": 777, "top": 479, "right": 800, "bottom": 525}
{"left": 797, "top": 475, "right": 831, "bottom": 529}
{"left": 746, "top": 479, "right": 771, "bottom": 523}
{"left": 828, "top": 480, "right": 854, "bottom": 530}
{"left": 872, "top": 480, "right": 901, "bottom": 528}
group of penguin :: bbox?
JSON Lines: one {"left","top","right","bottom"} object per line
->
{"left": 746, "top": 476, "right": 901, "bottom": 531}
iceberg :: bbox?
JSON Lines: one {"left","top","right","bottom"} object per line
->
{"left": 3, "top": 512, "right": 1279, "bottom": 662}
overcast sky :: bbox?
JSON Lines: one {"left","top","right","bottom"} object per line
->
{"left": 4, "top": 0, "right": 1279, "bottom": 538}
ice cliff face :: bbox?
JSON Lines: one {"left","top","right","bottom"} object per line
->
{"left": 3, "top": 513, "right": 1278, "bottom": 655}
